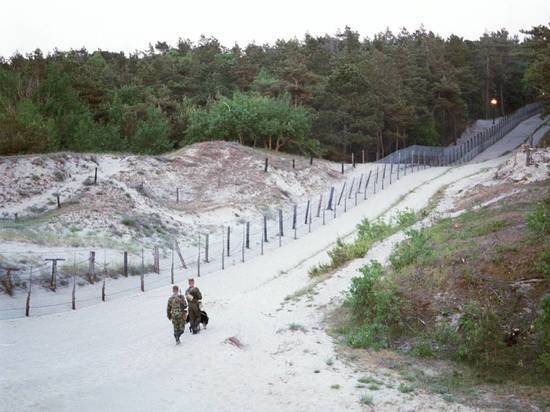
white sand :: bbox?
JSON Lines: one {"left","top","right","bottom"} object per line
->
{"left": 1, "top": 114, "right": 547, "bottom": 411}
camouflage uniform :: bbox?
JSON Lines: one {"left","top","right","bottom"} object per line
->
{"left": 167, "top": 294, "right": 187, "bottom": 343}
{"left": 185, "top": 286, "right": 202, "bottom": 334}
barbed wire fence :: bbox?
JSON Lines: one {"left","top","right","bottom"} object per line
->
{"left": 0, "top": 102, "right": 543, "bottom": 319}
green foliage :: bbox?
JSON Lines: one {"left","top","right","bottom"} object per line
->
{"left": 308, "top": 210, "right": 418, "bottom": 277}
{"left": 526, "top": 197, "right": 550, "bottom": 237}
{"left": 455, "top": 302, "right": 504, "bottom": 367}
{"left": 345, "top": 261, "right": 402, "bottom": 349}
{"left": 389, "top": 229, "right": 432, "bottom": 272}
{"left": 0, "top": 24, "right": 541, "bottom": 156}
{"left": 535, "top": 250, "right": 550, "bottom": 278}
{"left": 534, "top": 295, "right": 550, "bottom": 375}
{"left": 186, "top": 92, "right": 317, "bottom": 154}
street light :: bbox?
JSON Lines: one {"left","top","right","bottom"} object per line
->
{"left": 490, "top": 98, "right": 498, "bottom": 124}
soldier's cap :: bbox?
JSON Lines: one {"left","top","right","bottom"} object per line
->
{"left": 188, "top": 278, "right": 194, "bottom": 282}
{"left": 172, "top": 285, "right": 179, "bottom": 291}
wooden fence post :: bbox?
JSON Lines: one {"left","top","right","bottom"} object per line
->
{"left": 278, "top": 209, "right": 284, "bottom": 237}
{"left": 176, "top": 188, "right": 179, "bottom": 203}
{"left": 382, "top": 163, "right": 386, "bottom": 190}
{"left": 140, "top": 249, "right": 144, "bottom": 292}
{"left": 245, "top": 222, "right": 250, "bottom": 249}
{"left": 102, "top": 278, "right": 106, "bottom": 302}
{"left": 304, "top": 200, "right": 310, "bottom": 224}
{"left": 56, "top": 194, "right": 61, "bottom": 209}
{"left": 341, "top": 162, "right": 344, "bottom": 174}
{"left": 94, "top": 167, "right": 98, "bottom": 185}
{"left": 362, "top": 150, "right": 365, "bottom": 164}
{"left": 227, "top": 226, "right": 231, "bottom": 256}
{"left": 357, "top": 174, "right": 363, "bottom": 195}
{"left": 264, "top": 157, "right": 269, "bottom": 172}
{"left": 337, "top": 182, "right": 346, "bottom": 206}
{"left": 308, "top": 208, "right": 312, "bottom": 233}
{"left": 171, "top": 245, "right": 175, "bottom": 283}
{"left": 364, "top": 170, "right": 372, "bottom": 200}
{"left": 197, "top": 234, "right": 201, "bottom": 277}
{"left": 204, "top": 234, "right": 210, "bottom": 262}
{"left": 316, "top": 194, "right": 323, "bottom": 217}
{"left": 174, "top": 240, "right": 187, "bottom": 269}
{"left": 292, "top": 159, "right": 295, "bottom": 169}
{"left": 261, "top": 223, "right": 265, "bottom": 254}
{"left": 72, "top": 276, "right": 76, "bottom": 310}
{"left": 327, "top": 187, "right": 335, "bottom": 210}
{"left": 263, "top": 216, "right": 268, "bottom": 243}
{"left": 352, "top": 152, "right": 355, "bottom": 168}
{"left": 310, "top": 156, "right": 313, "bottom": 165}
{"left": 25, "top": 267, "right": 31, "bottom": 316}
{"left": 322, "top": 208, "right": 326, "bottom": 225}
{"left": 242, "top": 225, "right": 246, "bottom": 260}
{"left": 374, "top": 166, "right": 379, "bottom": 194}
{"left": 348, "top": 177, "right": 355, "bottom": 199}
{"left": 397, "top": 153, "right": 401, "bottom": 180}
{"left": 123, "top": 251, "right": 128, "bottom": 277}
{"left": 88, "top": 251, "right": 96, "bottom": 284}
{"left": 221, "top": 227, "right": 225, "bottom": 270}
{"left": 389, "top": 163, "right": 393, "bottom": 185}
{"left": 45, "top": 259, "right": 64, "bottom": 291}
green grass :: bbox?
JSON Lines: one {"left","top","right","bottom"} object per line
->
{"left": 308, "top": 209, "right": 418, "bottom": 277}
{"left": 398, "top": 383, "right": 414, "bottom": 393}
{"left": 359, "top": 394, "right": 373, "bottom": 406}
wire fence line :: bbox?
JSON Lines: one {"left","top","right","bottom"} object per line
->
{"left": 0, "top": 102, "right": 543, "bottom": 319}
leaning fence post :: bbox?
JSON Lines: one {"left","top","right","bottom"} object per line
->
{"left": 382, "top": 163, "right": 386, "bottom": 190}
{"left": 337, "top": 182, "right": 346, "bottom": 206}
{"left": 56, "top": 194, "right": 61, "bottom": 209}
{"left": 364, "top": 170, "right": 372, "bottom": 200}
{"left": 308, "top": 209, "right": 312, "bottom": 233}
{"left": 204, "top": 234, "right": 210, "bottom": 262}
{"left": 374, "top": 166, "right": 379, "bottom": 194}
{"left": 389, "top": 162, "right": 393, "bottom": 185}
{"left": 316, "top": 194, "right": 323, "bottom": 217}
{"left": 170, "top": 245, "right": 175, "bottom": 283}
{"left": 357, "top": 173, "right": 363, "bottom": 195}
{"left": 322, "top": 208, "right": 326, "bottom": 225}
{"left": 304, "top": 200, "right": 310, "bottom": 224}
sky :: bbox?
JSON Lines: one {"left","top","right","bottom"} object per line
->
{"left": 2, "top": 0, "right": 549, "bottom": 58}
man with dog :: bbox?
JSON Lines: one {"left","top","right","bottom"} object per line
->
{"left": 185, "top": 278, "right": 203, "bottom": 334}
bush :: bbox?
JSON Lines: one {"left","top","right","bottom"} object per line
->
{"left": 526, "top": 197, "right": 550, "bottom": 237}
{"left": 455, "top": 302, "right": 504, "bottom": 367}
{"left": 535, "top": 294, "right": 550, "bottom": 375}
{"left": 345, "top": 261, "right": 402, "bottom": 349}
{"left": 535, "top": 250, "right": 550, "bottom": 279}
{"left": 389, "top": 229, "right": 432, "bottom": 272}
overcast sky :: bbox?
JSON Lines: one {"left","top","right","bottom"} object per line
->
{"left": 2, "top": 0, "right": 549, "bottom": 58}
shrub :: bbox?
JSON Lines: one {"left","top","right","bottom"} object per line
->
{"left": 526, "top": 197, "right": 550, "bottom": 237}
{"left": 455, "top": 302, "right": 504, "bottom": 367}
{"left": 389, "top": 229, "right": 432, "bottom": 272}
{"left": 345, "top": 261, "right": 402, "bottom": 349}
{"left": 535, "top": 294, "right": 550, "bottom": 375}
{"left": 535, "top": 250, "right": 550, "bottom": 279}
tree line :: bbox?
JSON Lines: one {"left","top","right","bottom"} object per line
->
{"left": 0, "top": 25, "right": 548, "bottom": 159}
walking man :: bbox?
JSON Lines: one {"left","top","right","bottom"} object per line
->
{"left": 167, "top": 285, "right": 187, "bottom": 344}
{"left": 185, "top": 278, "right": 202, "bottom": 334}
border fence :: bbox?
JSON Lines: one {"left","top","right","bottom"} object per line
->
{"left": 0, "top": 102, "right": 543, "bottom": 319}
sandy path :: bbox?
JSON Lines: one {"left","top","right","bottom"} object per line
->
{"left": 0, "top": 115, "right": 540, "bottom": 411}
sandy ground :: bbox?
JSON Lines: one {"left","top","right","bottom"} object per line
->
{"left": 0, "top": 114, "right": 548, "bottom": 411}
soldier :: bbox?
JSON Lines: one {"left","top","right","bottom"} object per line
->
{"left": 166, "top": 285, "right": 187, "bottom": 344}
{"left": 185, "top": 278, "right": 203, "bottom": 334}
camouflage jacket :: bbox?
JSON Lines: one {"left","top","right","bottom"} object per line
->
{"left": 167, "top": 294, "right": 187, "bottom": 319}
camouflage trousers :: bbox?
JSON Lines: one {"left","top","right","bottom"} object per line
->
{"left": 172, "top": 315, "right": 185, "bottom": 338}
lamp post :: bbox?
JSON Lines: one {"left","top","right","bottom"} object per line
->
{"left": 490, "top": 98, "right": 498, "bottom": 124}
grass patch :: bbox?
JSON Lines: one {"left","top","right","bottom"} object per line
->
{"left": 397, "top": 383, "right": 414, "bottom": 393}
{"left": 308, "top": 209, "right": 418, "bottom": 277}
{"left": 288, "top": 322, "right": 307, "bottom": 332}
{"left": 359, "top": 394, "right": 373, "bottom": 406}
